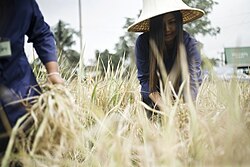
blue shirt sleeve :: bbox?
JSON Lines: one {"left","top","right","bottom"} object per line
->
{"left": 26, "top": 0, "right": 57, "bottom": 65}
{"left": 184, "top": 31, "right": 203, "bottom": 100}
{"left": 135, "top": 33, "right": 151, "bottom": 101}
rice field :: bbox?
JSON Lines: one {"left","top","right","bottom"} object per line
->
{"left": 1, "top": 63, "right": 250, "bottom": 167}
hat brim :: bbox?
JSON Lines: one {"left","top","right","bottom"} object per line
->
{"left": 128, "top": 9, "right": 204, "bottom": 32}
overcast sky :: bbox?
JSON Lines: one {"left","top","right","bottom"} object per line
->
{"left": 27, "top": 0, "right": 250, "bottom": 65}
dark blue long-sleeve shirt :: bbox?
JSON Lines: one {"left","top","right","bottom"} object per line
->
{"left": 135, "top": 31, "right": 202, "bottom": 105}
{"left": 0, "top": 0, "right": 57, "bottom": 130}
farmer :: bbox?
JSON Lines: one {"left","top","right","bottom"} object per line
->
{"left": 0, "top": 0, "right": 64, "bottom": 154}
{"left": 128, "top": 0, "right": 204, "bottom": 118}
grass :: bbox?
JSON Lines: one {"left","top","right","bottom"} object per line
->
{"left": 1, "top": 62, "right": 250, "bottom": 167}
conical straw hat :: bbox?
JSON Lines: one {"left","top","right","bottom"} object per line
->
{"left": 128, "top": 0, "right": 205, "bottom": 32}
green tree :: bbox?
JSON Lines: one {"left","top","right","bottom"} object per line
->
{"left": 53, "top": 20, "right": 80, "bottom": 78}
{"left": 53, "top": 20, "right": 77, "bottom": 55}
{"left": 114, "top": 18, "right": 138, "bottom": 60}
{"left": 116, "top": 17, "right": 139, "bottom": 69}
{"left": 95, "top": 17, "right": 138, "bottom": 73}
{"left": 95, "top": 49, "right": 120, "bottom": 75}
{"left": 183, "top": 0, "right": 220, "bottom": 36}
{"left": 114, "top": 36, "right": 129, "bottom": 59}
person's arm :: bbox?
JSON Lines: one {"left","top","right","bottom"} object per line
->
{"left": 26, "top": 0, "right": 64, "bottom": 84}
{"left": 136, "top": 34, "right": 165, "bottom": 111}
{"left": 45, "top": 62, "right": 64, "bottom": 84}
{"left": 149, "top": 92, "right": 165, "bottom": 110}
{"left": 185, "top": 32, "right": 202, "bottom": 100}
{"left": 135, "top": 34, "right": 151, "bottom": 103}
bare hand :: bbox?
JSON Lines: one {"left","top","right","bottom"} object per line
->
{"left": 149, "top": 92, "right": 165, "bottom": 111}
{"left": 48, "top": 74, "right": 64, "bottom": 84}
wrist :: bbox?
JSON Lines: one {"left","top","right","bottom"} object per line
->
{"left": 47, "top": 72, "right": 60, "bottom": 77}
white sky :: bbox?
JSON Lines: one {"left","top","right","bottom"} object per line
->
{"left": 26, "top": 0, "right": 250, "bottom": 65}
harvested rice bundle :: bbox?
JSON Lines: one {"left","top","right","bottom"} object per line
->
{"left": 2, "top": 84, "right": 86, "bottom": 166}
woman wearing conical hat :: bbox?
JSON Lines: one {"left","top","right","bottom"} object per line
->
{"left": 128, "top": 0, "right": 204, "bottom": 118}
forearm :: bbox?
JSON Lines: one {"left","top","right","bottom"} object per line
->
{"left": 45, "top": 61, "right": 59, "bottom": 73}
{"left": 44, "top": 61, "right": 64, "bottom": 84}
{"left": 149, "top": 92, "right": 164, "bottom": 110}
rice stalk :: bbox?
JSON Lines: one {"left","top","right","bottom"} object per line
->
{"left": 1, "top": 57, "right": 250, "bottom": 167}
